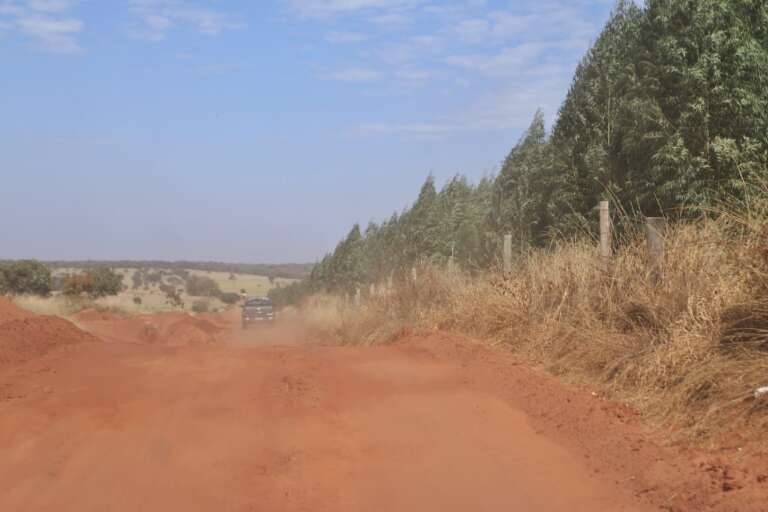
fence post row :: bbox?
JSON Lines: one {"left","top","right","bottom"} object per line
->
{"left": 645, "top": 217, "right": 666, "bottom": 285}
{"left": 599, "top": 200, "right": 612, "bottom": 273}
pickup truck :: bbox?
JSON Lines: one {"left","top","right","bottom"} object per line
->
{"left": 241, "top": 297, "right": 275, "bottom": 329}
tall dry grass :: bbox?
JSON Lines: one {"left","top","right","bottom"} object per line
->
{"left": 298, "top": 197, "right": 768, "bottom": 446}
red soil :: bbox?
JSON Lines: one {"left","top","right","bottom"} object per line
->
{"left": 74, "top": 310, "right": 223, "bottom": 346}
{"left": 0, "top": 297, "right": 34, "bottom": 324}
{"left": 1, "top": 306, "right": 767, "bottom": 511}
{"left": 0, "top": 299, "right": 98, "bottom": 366}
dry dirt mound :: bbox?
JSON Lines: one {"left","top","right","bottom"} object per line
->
{"left": 74, "top": 308, "right": 124, "bottom": 323}
{"left": 0, "top": 297, "right": 35, "bottom": 325}
{"left": 148, "top": 313, "right": 222, "bottom": 346}
{"left": 0, "top": 315, "right": 99, "bottom": 366}
{"left": 76, "top": 311, "right": 223, "bottom": 346}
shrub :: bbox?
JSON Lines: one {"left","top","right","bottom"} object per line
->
{"left": 51, "top": 273, "right": 69, "bottom": 292}
{"left": 63, "top": 268, "right": 123, "bottom": 298}
{"left": 133, "top": 296, "right": 142, "bottom": 305}
{"left": 62, "top": 274, "right": 93, "bottom": 297}
{"left": 191, "top": 299, "right": 209, "bottom": 313}
{"left": 218, "top": 292, "right": 240, "bottom": 305}
{"left": 160, "top": 284, "right": 184, "bottom": 309}
{"left": 185, "top": 275, "right": 221, "bottom": 297}
{"left": 144, "top": 271, "right": 163, "bottom": 285}
{"left": 0, "top": 267, "right": 7, "bottom": 295}
{"left": 166, "top": 276, "right": 184, "bottom": 286}
{"left": 131, "top": 271, "right": 143, "bottom": 289}
{"left": 88, "top": 268, "right": 123, "bottom": 297}
{"left": 1, "top": 260, "right": 52, "bottom": 296}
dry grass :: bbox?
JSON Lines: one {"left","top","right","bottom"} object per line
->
{"left": 186, "top": 270, "right": 296, "bottom": 296}
{"left": 34, "top": 267, "right": 296, "bottom": 318}
{"left": 13, "top": 294, "right": 130, "bottom": 317}
{"left": 297, "top": 200, "right": 768, "bottom": 447}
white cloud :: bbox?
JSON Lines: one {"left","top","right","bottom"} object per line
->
{"left": 325, "top": 30, "right": 369, "bottom": 43}
{"left": 285, "top": 0, "right": 423, "bottom": 18}
{"left": 356, "top": 76, "right": 568, "bottom": 138}
{"left": 129, "top": 0, "right": 243, "bottom": 40}
{"left": 325, "top": 67, "right": 383, "bottom": 82}
{"left": 0, "top": 0, "right": 83, "bottom": 53}
{"left": 358, "top": 121, "right": 459, "bottom": 135}
{"left": 368, "top": 12, "right": 411, "bottom": 27}
{"left": 394, "top": 67, "right": 431, "bottom": 86}
{"left": 445, "top": 43, "right": 551, "bottom": 75}
{"left": 452, "top": 6, "right": 600, "bottom": 45}
{"left": 26, "top": 0, "right": 75, "bottom": 13}
{"left": 284, "top": 0, "right": 614, "bottom": 138}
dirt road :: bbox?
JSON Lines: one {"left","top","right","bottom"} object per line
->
{"left": 1, "top": 309, "right": 766, "bottom": 511}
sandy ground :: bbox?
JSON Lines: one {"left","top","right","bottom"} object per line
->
{"left": 1, "top": 304, "right": 767, "bottom": 511}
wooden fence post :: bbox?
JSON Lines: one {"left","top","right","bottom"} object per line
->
{"left": 354, "top": 287, "right": 361, "bottom": 308}
{"left": 448, "top": 242, "right": 456, "bottom": 277}
{"left": 646, "top": 217, "right": 666, "bottom": 285}
{"left": 599, "top": 200, "right": 612, "bottom": 272}
{"left": 503, "top": 234, "right": 513, "bottom": 274}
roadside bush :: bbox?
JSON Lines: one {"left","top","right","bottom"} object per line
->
{"left": 218, "top": 292, "right": 240, "bottom": 305}
{"left": 62, "top": 274, "right": 93, "bottom": 297}
{"left": 89, "top": 268, "right": 123, "bottom": 297}
{"left": 191, "top": 299, "right": 209, "bottom": 313}
{"left": 131, "top": 271, "right": 143, "bottom": 289}
{"left": 185, "top": 275, "right": 221, "bottom": 297}
{"left": 144, "top": 271, "right": 163, "bottom": 285}
{"left": 1, "top": 260, "right": 52, "bottom": 296}
{"left": 160, "top": 284, "right": 184, "bottom": 309}
{"left": 63, "top": 268, "right": 123, "bottom": 298}
{"left": 0, "top": 267, "right": 7, "bottom": 295}
{"left": 133, "top": 296, "right": 142, "bottom": 306}
{"left": 166, "top": 276, "right": 184, "bottom": 286}
{"left": 51, "top": 273, "right": 69, "bottom": 292}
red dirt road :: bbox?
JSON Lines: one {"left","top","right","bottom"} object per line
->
{"left": 1, "top": 309, "right": 767, "bottom": 511}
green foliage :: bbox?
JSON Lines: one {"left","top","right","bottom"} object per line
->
{"left": 191, "top": 300, "right": 209, "bottom": 313}
{"left": 489, "top": 111, "right": 553, "bottom": 250}
{"left": 279, "top": 0, "right": 768, "bottom": 305}
{"left": 0, "top": 266, "right": 7, "bottom": 295}
{"left": 159, "top": 284, "right": 185, "bottom": 309}
{"left": 63, "top": 268, "right": 123, "bottom": 298}
{"left": 268, "top": 280, "right": 310, "bottom": 308}
{"left": 0, "top": 260, "right": 52, "bottom": 296}
{"left": 185, "top": 275, "right": 221, "bottom": 297}
{"left": 89, "top": 268, "right": 124, "bottom": 297}
{"left": 218, "top": 292, "right": 240, "bottom": 305}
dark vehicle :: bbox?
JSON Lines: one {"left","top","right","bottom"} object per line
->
{"left": 241, "top": 297, "right": 275, "bottom": 329}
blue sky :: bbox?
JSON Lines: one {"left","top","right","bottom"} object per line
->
{"left": 0, "top": 0, "right": 616, "bottom": 262}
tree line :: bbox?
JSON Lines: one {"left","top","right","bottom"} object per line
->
{"left": 39, "top": 260, "right": 314, "bottom": 281}
{"left": 271, "top": 0, "right": 768, "bottom": 305}
{"left": 0, "top": 260, "right": 123, "bottom": 298}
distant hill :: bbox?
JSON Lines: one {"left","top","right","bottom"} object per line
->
{"left": 40, "top": 260, "right": 315, "bottom": 280}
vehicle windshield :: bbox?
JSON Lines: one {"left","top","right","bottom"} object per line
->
{"left": 245, "top": 298, "right": 272, "bottom": 307}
